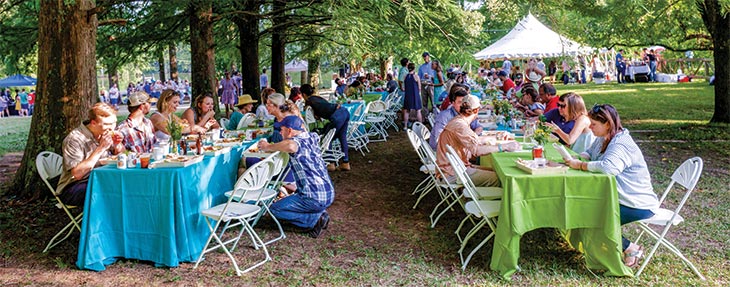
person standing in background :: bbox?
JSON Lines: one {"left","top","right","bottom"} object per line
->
{"left": 260, "top": 69, "right": 269, "bottom": 90}
{"left": 616, "top": 49, "right": 626, "bottom": 84}
{"left": 418, "top": 52, "right": 435, "bottom": 116}
{"left": 502, "top": 57, "right": 513, "bottom": 78}
{"left": 28, "top": 89, "right": 35, "bottom": 116}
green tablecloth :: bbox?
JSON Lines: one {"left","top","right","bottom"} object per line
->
{"left": 483, "top": 145, "right": 633, "bottom": 279}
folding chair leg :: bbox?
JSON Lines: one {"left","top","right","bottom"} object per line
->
{"left": 412, "top": 179, "right": 439, "bottom": 209}
{"left": 412, "top": 176, "right": 434, "bottom": 196}
{"left": 459, "top": 219, "right": 487, "bottom": 268}
{"left": 430, "top": 193, "right": 464, "bottom": 228}
{"left": 462, "top": 230, "right": 495, "bottom": 271}
{"left": 43, "top": 212, "right": 82, "bottom": 253}
{"left": 635, "top": 224, "right": 706, "bottom": 280}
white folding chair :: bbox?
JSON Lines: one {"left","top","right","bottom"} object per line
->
{"left": 304, "top": 106, "right": 319, "bottom": 131}
{"left": 364, "top": 100, "right": 389, "bottom": 142}
{"left": 219, "top": 118, "right": 230, "bottom": 130}
{"left": 295, "top": 99, "right": 305, "bottom": 113}
{"left": 346, "top": 103, "right": 370, "bottom": 156}
{"left": 431, "top": 145, "right": 502, "bottom": 229}
{"left": 194, "top": 159, "right": 274, "bottom": 275}
{"left": 224, "top": 151, "right": 287, "bottom": 247}
{"left": 444, "top": 145, "right": 501, "bottom": 270}
{"left": 319, "top": 128, "right": 342, "bottom": 166}
{"left": 411, "top": 121, "right": 431, "bottom": 142}
{"left": 407, "top": 130, "right": 464, "bottom": 228}
{"left": 406, "top": 129, "right": 437, "bottom": 200}
{"left": 634, "top": 157, "right": 705, "bottom": 280}
{"left": 426, "top": 113, "right": 436, "bottom": 128}
{"left": 236, "top": 113, "right": 257, "bottom": 130}
{"left": 36, "top": 151, "right": 83, "bottom": 253}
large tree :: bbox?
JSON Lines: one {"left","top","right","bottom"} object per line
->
{"left": 698, "top": 0, "right": 730, "bottom": 123}
{"left": 188, "top": 0, "right": 217, "bottom": 98}
{"left": 10, "top": 0, "right": 99, "bottom": 199}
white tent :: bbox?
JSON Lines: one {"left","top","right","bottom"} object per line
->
{"left": 473, "top": 13, "right": 593, "bottom": 60}
{"left": 284, "top": 60, "right": 308, "bottom": 72}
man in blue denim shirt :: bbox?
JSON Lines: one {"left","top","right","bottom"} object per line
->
{"left": 259, "top": 115, "right": 335, "bottom": 238}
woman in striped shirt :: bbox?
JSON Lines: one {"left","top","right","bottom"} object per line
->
{"left": 564, "top": 104, "right": 659, "bottom": 268}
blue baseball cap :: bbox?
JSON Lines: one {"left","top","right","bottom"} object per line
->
{"left": 279, "top": 115, "right": 306, "bottom": 131}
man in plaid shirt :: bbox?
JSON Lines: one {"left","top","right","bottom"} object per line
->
{"left": 116, "top": 92, "right": 157, "bottom": 153}
{"left": 259, "top": 115, "right": 334, "bottom": 238}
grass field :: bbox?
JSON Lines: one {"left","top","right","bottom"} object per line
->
{"left": 0, "top": 81, "right": 728, "bottom": 286}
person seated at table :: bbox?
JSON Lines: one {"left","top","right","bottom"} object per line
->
{"left": 289, "top": 87, "right": 304, "bottom": 103}
{"left": 542, "top": 93, "right": 576, "bottom": 145}
{"left": 151, "top": 89, "right": 207, "bottom": 141}
{"left": 182, "top": 93, "right": 220, "bottom": 132}
{"left": 227, "top": 94, "right": 257, "bottom": 131}
{"left": 334, "top": 78, "right": 347, "bottom": 96}
{"left": 538, "top": 82, "right": 559, "bottom": 112}
{"left": 302, "top": 84, "right": 351, "bottom": 171}
{"left": 256, "top": 87, "right": 276, "bottom": 121}
{"left": 513, "top": 86, "right": 544, "bottom": 117}
{"left": 240, "top": 93, "right": 299, "bottom": 192}
{"left": 345, "top": 80, "right": 363, "bottom": 99}
{"left": 116, "top": 92, "right": 157, "bottom": 153}
{"left": 497, "top": 70, "right": 515, "bottom": 97}
{"left": 545, "top": 93, "right": 595, "bottom": 154}
{"left": 386, "top": 73, "right": 398, "bottom": 93}
{"left": 436, "top": 95, "right": 521, "bottom": 187}
{"left": 429, "top": 86, "right": 482, "bottom": 150}
{"left": 258, "top": 115, "right": 334, "bottom": 238}
{"left": 56, "top": 103, "right": 125, "bottom": 206}
{"left": 563, "top": 104, "right": 659, "bottom": 268}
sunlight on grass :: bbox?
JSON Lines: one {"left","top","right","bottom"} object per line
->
{"left": 578, "top": 88, "right": 639, "bottom": 95}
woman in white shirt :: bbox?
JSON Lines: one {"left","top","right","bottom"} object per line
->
{"left": 546, "top": 92, "right": 595, "bottom": 154}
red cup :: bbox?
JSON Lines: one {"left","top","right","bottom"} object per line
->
{"left": 140, "top": 155, "right": 151, "bottom": 169}
{"left": 532, "top": 146, "right": 544, "bottom": 159}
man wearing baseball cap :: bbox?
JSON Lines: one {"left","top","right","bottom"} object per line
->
{"left": 258, "top": 115, "right": 334, "bottom": 238}
{"left": 419, "top": 52, "right": 435, "bottom": 116}
{"left": 116, "top": 91, "right": 157, "bottom": 153}
{"left": 435, "top": 95, "right": 521, "bottom": 187}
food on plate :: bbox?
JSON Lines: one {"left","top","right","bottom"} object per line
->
{"left": 203, "top": 146, "right": 223, "bottom": 152}
{"left": 217, "top": 138, "right": 241, "bottom": 143}
{"left": 248, "top": 146, "right": 259, "bottom": 153}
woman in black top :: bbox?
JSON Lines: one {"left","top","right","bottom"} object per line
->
{"left": 301, "top": 84, "right": 351, "bottom": 171}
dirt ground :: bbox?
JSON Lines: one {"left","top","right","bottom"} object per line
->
{"left": 1, "top": 131, "right": 727, "bottom": 286}
{"left": 0, "top": 133, "right": 456, "bottom": 286}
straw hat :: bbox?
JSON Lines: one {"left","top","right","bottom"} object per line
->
{"left": 235, "top": 94, "right": 257, "bottom": 107}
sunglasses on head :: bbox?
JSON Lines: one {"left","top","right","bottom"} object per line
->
{"left": 592, "top": 104, "right": 605, "bottom": 113}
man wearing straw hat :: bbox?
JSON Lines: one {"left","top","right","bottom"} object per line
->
{"left": 227, "top": 94, "right": 258, "bottom": 130}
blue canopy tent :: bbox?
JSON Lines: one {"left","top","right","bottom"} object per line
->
{"left": 0, "top": 74, "right": 37, "bottom": 87}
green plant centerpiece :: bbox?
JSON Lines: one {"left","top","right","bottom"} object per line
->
{"left": 492, "top": 99, "right": 513, "bottom": 116}
{"left": 532, "top": 121, "right": 554, "bottom": 146}
{"left": 167, "top": 119, "right": 183, "bottom": 141}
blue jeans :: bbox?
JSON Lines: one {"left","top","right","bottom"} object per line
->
{"left": 649, "top": 61, "right": 657, "bottom": 82}
{"left": 270, "top": 194, "right": 328, "bottom": 228}
{"left": 620, "top": 205, "right": 654, "bottom": 250}
{"left": 327, "top": 107, "right": 350, "bottom": 162}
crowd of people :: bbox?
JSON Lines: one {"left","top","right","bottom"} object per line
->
{"left": 0, "top": 88, "right": 35, "bottom": 117}
{"left": 412, "top": 53, "right": 659, "bottom": 268}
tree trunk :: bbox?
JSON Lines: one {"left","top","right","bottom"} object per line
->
{"left": 169, "top": 44, "right": 178, "bottom": 82}
{"left": 378, "top": 57, "right": 387, "bottom": 79}
{"left": 107, "top": 65, "right": 118, "bottom": 88}
{"left": 9, "top": 0, "right": 98, "bottom": 199}
{"left": 699, "top": 0, "right": 730, "bottom": 123}
{"left": 158, "top": 47, "right": 166, "bottom": 82}
{"left": 270, "top": 0, "right": 287, "bottom": 94}
{"left": 189, "top": 0, "right": 218, "bottom": 115}
{"left": 233, "top": 1, "right": 261, "bottom": 101}
{"left": 307, "top": 57, "right": 321, "bottom": 90}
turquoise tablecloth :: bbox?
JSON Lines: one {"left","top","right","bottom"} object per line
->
{"left": 483, "top": 145, "right": 633, "bottom": 279}
{"left": 77, "top": 145, "right": 247, "bottom": 271}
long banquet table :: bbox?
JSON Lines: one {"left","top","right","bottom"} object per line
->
{"left": 77, "top": 145, "right": 247, "bottom": 271}
{"left": 483, "top": 143, "right": 633, "bottom": 279}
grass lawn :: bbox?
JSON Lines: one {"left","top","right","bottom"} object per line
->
{"left": 0, "top": 81, "right": 728, "bottom": 286}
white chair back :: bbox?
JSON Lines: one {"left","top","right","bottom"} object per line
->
{"left": 232, "top": 158, "right": 274, "bottom": 198}
{"left": 366, "top": 100, "right": 387, "bottom": 113}
{"left": 412, "top": 122, "right": 431, "bottom": 141}
{"left": 305, "top": 106, "right": 317, "bottom": 125}
{"left": 36, "top": 151, "right": 63, "bottom": 193}
{"left": 295, "top": 99, "right": 305, "bottom": 112}
{"left": 237, "top": 113, "right": 257, "bottom": 129}
{"left": 319, "top": 128, "right": 337, "bottom": 154}
{"left": 220, "top": 118, "right": 230, "bottom": 130}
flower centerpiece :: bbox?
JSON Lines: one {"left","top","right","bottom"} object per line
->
{"left": 532, "top": 121, "right": 554, "bottom": 146}
{"left": 492, "top": 99, "right": 513, "bottom": 117}
{"left": 167, "top": 119, "right": 183, "bottom": 154}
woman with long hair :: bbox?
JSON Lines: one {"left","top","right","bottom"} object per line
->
{"left": 431, "top": 60, "right": 446, "bottom": 105}
{"left": 546, "top": 92, "right": 595, "bottom": 153}
{"left": 182, "top": 93, "right": 220, "bottom": 132}
{"left": 564, "top": 104, "right": 659, "bottom": 268}
{"left": 151, "top": 89, "right": 207, "bottom": 140}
